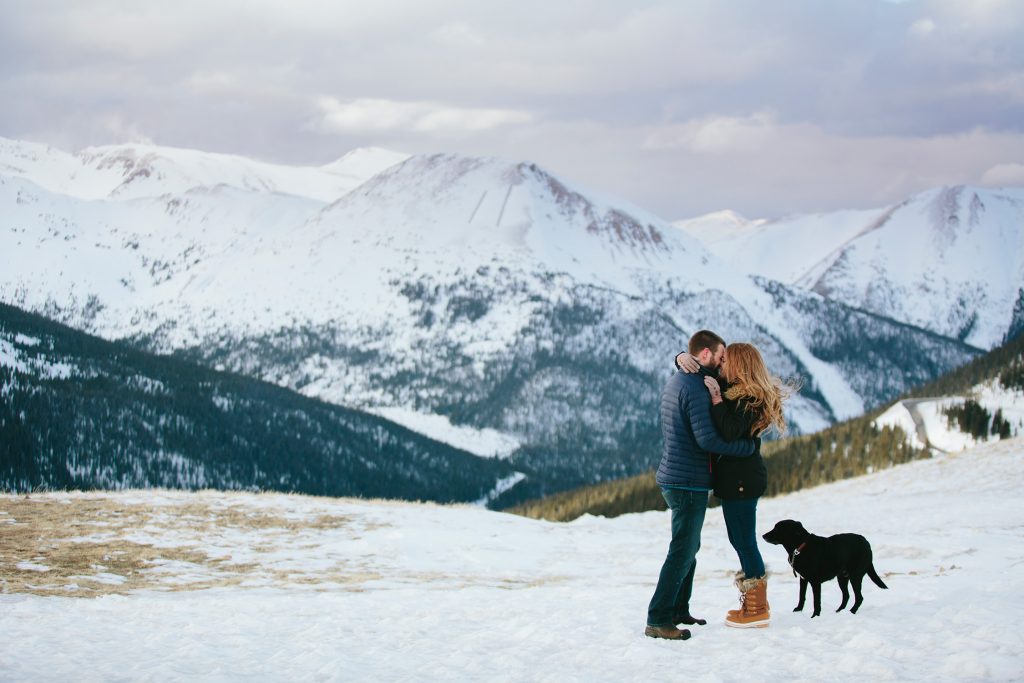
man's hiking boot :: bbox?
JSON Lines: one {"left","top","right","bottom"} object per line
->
{"left": 674, "top": 613, "right": 707, "bottom": 626}
{"left": 644, "top": 624, "right": 691, "bottom": 640}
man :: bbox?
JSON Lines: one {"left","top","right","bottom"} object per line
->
{"left": 645, "top": 329, "right": 758, "bottom": 640}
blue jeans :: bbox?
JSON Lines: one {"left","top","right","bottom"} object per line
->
{"left": 721, "top": 497, "right": 765, "bottom": 578}
{"left": 647, "top": 488, "right": 708, "bottom": 627}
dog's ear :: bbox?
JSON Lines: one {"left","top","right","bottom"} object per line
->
{"left": 773, "top": 519, "right": 797, "bottom": 534}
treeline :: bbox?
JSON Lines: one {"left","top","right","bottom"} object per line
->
{"left": 934, "top": 332, "right": 1024, "bottom": 441}
{"left": 0, "top": 303, "right": 515, "bottom": 502}
{"left": 511, "top": 332, "right": 1024, "bottom": 522}
{"left": 944, "top": 400, "right": 1014, "bottom": 440}
{"left": 906, "top": 330, "right": 1024, "bottom": 398}
{"left": 509, "top": 421, "right": 922, "bottom": 521}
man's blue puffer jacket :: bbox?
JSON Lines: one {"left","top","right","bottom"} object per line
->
{"left": 656, "top": 369, "right": 756, "bottom": 490}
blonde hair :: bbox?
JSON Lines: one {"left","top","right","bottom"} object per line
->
{"left": 721, "top": 342, "right": 791, "bottom": 436}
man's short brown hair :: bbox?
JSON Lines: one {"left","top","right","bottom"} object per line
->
{"left": 688, "top": 329, "right": 726, "bottom": 356}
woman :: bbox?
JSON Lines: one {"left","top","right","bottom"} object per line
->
{"left": 677, "top": 342, "right": 789, "bottom": 628}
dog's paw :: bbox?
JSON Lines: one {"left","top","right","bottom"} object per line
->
{"left": 793, "top": 606, "right": 804, "bottom": 612}
{"left": 811, "top": 611, "right": 821, "bottom": 618}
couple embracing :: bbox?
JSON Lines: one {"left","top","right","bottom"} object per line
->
{"left": 644, "top": 330, "right": 790, "bottom": 641}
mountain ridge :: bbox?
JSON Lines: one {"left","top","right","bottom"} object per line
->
{"left": 0, "top": 136, "right": 408, "bottom": 203}
{"left": 677, "top": 184, "right": 1024, "bottom": 349}
{"left": 0, "top": 137, "right": 993, "bottom": 503}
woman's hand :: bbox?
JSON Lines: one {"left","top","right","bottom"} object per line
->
{"left": 703, "top": 376, "right": 723, "bottom": 404}
{"left": 675, "top": 351, "right": 700, "bottom": 373}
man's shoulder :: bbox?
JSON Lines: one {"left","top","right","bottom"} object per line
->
{"left": 664, "top": 370, "right": 704, "bottom": 394}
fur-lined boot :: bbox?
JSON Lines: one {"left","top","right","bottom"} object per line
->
{"left": 725, "top": 574, "right": 770, "bottom": 628}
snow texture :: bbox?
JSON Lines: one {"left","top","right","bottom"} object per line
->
{"left": 2, "top": 437, "right": 1023, "bottom": 682}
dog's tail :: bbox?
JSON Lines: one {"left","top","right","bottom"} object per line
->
{"left": 868, "top": 562, "right": 888, "bottom": 590}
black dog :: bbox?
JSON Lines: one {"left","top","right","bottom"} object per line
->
{"left": 762, "top": 519, "right": 888, "bottom": 618}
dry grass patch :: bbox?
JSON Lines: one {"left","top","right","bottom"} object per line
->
{"left": 0, "top": 494, "right": 350, "bottom": 598}
{"left": 153, "top": 501, "right": 351, "bottom": 535}
{"left": 1, "top": 492, "right": 541, "bottom": 598}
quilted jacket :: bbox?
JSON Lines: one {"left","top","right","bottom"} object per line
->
{"left": 656, "top": 368, "right": 756, "bottom": 490}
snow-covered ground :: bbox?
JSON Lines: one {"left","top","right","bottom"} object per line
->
{"left": 2, "top": 437, "right": 1023, "bottom": 682}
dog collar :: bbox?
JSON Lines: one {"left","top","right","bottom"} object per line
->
{"left": 788, "top": 542, "right": 807, "bottom": 575}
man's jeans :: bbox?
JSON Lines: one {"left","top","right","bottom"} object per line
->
{"left": 721, "top": 497, "right": 766, "bottom": 578}
{"left": 647, "top": 488, "right": 708, "bottom": 627}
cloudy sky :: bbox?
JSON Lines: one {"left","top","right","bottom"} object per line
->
{"left": 2, "top": 0, "right": 1023, "bottom": 219}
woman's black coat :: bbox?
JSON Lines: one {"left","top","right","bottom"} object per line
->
{"left": 709, "top": 381, "right": 768, "bottom": 500}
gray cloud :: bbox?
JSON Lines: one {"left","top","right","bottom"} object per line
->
{"left": 1, "top": 0, "right": 1022, "bottom": 218}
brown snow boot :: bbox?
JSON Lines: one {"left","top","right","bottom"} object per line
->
{"left": 726, "top": 571, "right": 746, "bottom": 619}
{"left": 725, "top": 575, "right": 770, "bottom": 628}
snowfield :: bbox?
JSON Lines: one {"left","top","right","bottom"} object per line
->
{"left": 2, "top": 437, "right": 1023, "bottom": 682}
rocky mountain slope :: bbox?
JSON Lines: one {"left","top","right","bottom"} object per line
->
{"left": 0, "top": 138, "right": 983, "bottom": 503}
{"left": 676, "top": 185, "right": 1024, "bottom": 349}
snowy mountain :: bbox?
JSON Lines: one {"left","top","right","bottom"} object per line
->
{"left": 0, "top": 136, "right": 408, "bottom": 202}
{"left": 0, "top": 138, "right": 980, "bottom": 503}
{"left": 676, "top": 186, "right": 1024, "bottom": 349}
{"left": 3, "top": 436, "right": 1023, "bottom": 681}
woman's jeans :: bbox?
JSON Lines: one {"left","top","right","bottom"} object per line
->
{"left": 721, "top": 497, "right": 766, "bottom": 578}
{"left": 647, "top": 488, "right": 708, "bottom": 627}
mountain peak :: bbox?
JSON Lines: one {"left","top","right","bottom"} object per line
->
{"left": 681, "top": 183, "right": 1024, "bottom": 350}
{"left": 306, "top": 151, "right": 684, "bottom": 284}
